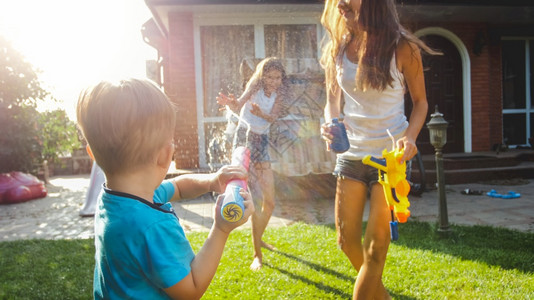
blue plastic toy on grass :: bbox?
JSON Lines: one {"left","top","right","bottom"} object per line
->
{"left": 486, "top": 189, "right": 521, "bottom": 199}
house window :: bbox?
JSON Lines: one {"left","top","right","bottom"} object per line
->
{"left": 200, "top": 25, "right": 255, "bottom": 118}
{"left": 264, "top": 24, "right": 317, "bottom": 58}
{"left": 502, "top": 39, "right": 533, "bottom": 146}
{"left": 196, "top": 20, "right": 324, "bottom": 169}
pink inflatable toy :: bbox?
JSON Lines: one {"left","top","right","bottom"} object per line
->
{"left": 0, "top": 172, "right": 47, "bottom": 204}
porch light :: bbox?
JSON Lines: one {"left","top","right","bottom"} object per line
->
{"left": 426, "top": 105, "right": 451, "bottom": 233}
{"left": 427, "top": 106, "right": 448, "bottom": 150}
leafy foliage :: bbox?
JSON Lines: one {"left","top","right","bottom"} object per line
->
{"left": 0, "top": 36, "right": 49, "bottom": 173}
{"left": 0, "top": 36, "right": 80, "bottom": 173}
{"left": 38, "top": 109, "right": 81, "bottom": 164}
{"left": 0, "top": 36, "right": 48, "bottom": 108}
{"left": 0, "top": 104, "right": 42, "bottom": 173}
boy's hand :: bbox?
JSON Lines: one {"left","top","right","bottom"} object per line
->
{"left": 214, "top": 190, "right": 254, "bottom": 234}
{"left": 209, "top": 165, "right": 247, "bottom": 193}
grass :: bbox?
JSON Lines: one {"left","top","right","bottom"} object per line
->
{"left": 1, "top": 222, "right": 533, "bottom": 299}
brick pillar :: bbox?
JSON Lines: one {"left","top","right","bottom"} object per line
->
{"left": 166, "top": 12, "right": 199, "bottom": 169}
{"left": 464, "top": 24, "right": 492, "bottom": 151}
{"left": 488, "top": 42, "right": 503, "bottom": 148}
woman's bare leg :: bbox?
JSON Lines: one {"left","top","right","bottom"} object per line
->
{"left": 353, "top": 183, "right": 392, "bottom": 300}
{"left": 335, "top": 177, "right": 366, "bottom": 270}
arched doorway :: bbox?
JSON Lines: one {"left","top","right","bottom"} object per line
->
{"left": 406, "top": 34, "right": 464, "bottom": 154}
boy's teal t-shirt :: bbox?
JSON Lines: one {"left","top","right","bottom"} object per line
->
{"left": 93, "top": 180, "right": 195, "bottom": 300}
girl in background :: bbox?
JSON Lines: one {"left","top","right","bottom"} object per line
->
{"left": 320, "top": 0, "right": 439, "bottom": 298}
{"left": 217, "top": 57, "right": 290, "bottom": 270}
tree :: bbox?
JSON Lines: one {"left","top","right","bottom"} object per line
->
{"left": 0, "top": 104, "right": 42, "bottom": 173}
{"left": 0, "top": 36, "right": 48, "bottom": 108}
{"left": 0, "top": 36, "right": 80, "bottom": 173}
{"left": 0, "top": 36, "right": 49, "bottom": 173}
{"left": 39, "top": 109, "right": 81, "bottom": 164}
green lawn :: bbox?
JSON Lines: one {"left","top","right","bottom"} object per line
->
{"left": 1, "top": 222, "right": 533, "bottom": 299}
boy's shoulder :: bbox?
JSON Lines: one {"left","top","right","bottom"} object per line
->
{"left": 100, "top": 181, "right": 176, "bottom": 220}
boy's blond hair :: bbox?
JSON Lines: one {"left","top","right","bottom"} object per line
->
{"left": 77, "top": 78, "right": 176, "bottom": 175}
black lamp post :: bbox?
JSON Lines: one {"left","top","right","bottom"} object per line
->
{"left": 426, "top": 105, "right": 451, "bottom": 232}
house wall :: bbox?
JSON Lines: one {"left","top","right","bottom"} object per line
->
{"left": 488, "top": 39, "right": 504, "bottom": 148}
{"left": 167, "top": 12, "right": 200, "bottom": 169}
{"left": 455, "top": 23, "right": 495, "bottom": 151}
{"left": 165, "top": 13, "right": 512, "bottom": 168}
{"left": 409, "top": 22, "right": 502, "bottom": 152}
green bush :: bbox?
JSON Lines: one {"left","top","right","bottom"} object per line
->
{"left": 0, "top": 36, "right": 47, "bottom": 173}
{"left": 0, "top": 104, "right": 42, "bottom": 173}
{"left": 0, "top": 36, "right": 80, "bottom": 173}
{"left": 38, "top": 109, "right": 81, "bottom": 165}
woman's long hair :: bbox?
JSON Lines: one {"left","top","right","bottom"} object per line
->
{"left": 320, "top": 0, "right": 440, "bottom": 93}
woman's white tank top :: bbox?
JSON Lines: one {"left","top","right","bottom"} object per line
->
{"left": 336, "top": 52, "right": 408, "bottom": 160}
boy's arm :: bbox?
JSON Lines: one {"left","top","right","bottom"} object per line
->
{"left": 170, "top": 165, "right": 247, "bottom": 201}
{"left": 163, "top": 191, "right": 254, "bottom": 300}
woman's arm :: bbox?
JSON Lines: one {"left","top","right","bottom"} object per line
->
{"left": 324, "top": 82, "right": 342, "bottom": 123}
{"left": 321, "top": 78, "right": 343, "bottom": 149}
{"left": 396, "top": 39, "right": 429, "bottom": 163}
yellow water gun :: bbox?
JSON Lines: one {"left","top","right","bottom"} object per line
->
{"left": 362, "top": 147, "right": 411, "bottom": 240}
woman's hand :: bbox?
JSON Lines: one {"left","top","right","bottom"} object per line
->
{"left": 216, "top": 92, "right": 237, "bottom": 111}
{"left": 397, "top": 136, "right": 418, "bottom": 164}
{"left": 320, "top": 122, "right": 334, "bottom": 151}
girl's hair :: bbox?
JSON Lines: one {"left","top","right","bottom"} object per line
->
{"left": 320, "top": 0, "right": 440, "bottom": 93}
{"left": 244, "top": 57, "right": 290, "bottom": 100}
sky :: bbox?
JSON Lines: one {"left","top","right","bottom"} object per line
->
{"left": 0, "top": 0, "right": 156, "bottom": 120}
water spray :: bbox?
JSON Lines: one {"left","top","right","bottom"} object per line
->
{"left": 220, "top": 146, "right": 251, "bottom": 222}
{"left": 225, "top": 105, "right": 253, "bottom": 146}
{"left": 220, "top": 105, "right": 252, "bottom": 222}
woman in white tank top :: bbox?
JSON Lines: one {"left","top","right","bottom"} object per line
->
{"left": 319, "top": 0, "right": 440, "bottom": 299}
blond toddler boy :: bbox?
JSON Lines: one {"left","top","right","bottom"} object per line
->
{"left": 76, "top": 78, "right": 254, "bottom": 299}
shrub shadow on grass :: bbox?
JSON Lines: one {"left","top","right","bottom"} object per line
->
{"left": 263, "top": 262, "right": 352, "bottom": 299}
{"left": 393, "top": 221, "right": 534, "bottom": 273}
{"left": 266, "top": 244, "right": 416, "bottom": 300}
{"left": 269, "top": 248, "right": 353, "bottom": 282}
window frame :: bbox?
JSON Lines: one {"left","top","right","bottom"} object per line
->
{"left": 193, "top": 12, "right": 323, "bottom": 168}
{"left": 502, "top": 37, "right": 533, "bottom": 147}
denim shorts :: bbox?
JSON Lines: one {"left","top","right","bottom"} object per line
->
{"left": 234, "top": 126, "right": 270, "bottom": 163}
{"left": 333, "top": 157, "right": 379, "bottom": 187}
